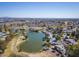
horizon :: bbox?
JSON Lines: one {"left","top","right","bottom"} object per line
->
{"left": 1, "top": 17, "right": 79, "bottom": 18}
{"left": 1, "top": 17, "right": 79, "bottom": 19}
{"left": 0, "top": 2, "right": 79, "bottom": 18}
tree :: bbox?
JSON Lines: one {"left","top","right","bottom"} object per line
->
{"left": 66, "top": 40, "right": 79, "bottom": 57}
{"left": 56, "top": 35, "right": 61, "bottom": 41}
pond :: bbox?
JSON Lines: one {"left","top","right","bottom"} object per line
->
{"left": 19, "top": 31, "right": 45, "bottom": 53}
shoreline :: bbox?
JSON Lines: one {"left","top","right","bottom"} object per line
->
{"left": 1, "top": 31, "right": 57, "bottom": 57}
{"left": 14, "top": 35, "right": 57, "bottom": 57}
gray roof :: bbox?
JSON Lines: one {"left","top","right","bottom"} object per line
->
{"left": 0, "top": 32, "right": 6, "bottom": 37}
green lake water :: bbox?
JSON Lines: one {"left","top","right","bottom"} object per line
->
{"left": 19, "top": 31, "right": 45, "bottom": 53}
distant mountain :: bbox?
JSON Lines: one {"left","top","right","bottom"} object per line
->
{"left": 0, "top": 17, "right": 79, "bottom": 22}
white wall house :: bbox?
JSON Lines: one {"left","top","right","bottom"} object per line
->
{"left": 0, "top": 32, "right": 7, "bottom": 41}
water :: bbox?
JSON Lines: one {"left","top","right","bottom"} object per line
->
{"left": 19, "top": 31, "right": 45, "bottom": 53}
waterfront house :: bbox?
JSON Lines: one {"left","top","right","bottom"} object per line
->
{"left": 0, "top": 32, "right": 7, "bottom": 41}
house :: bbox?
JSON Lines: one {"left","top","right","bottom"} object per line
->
{"left": 0, "top": 32, "right": 7, "bottom": 41}
{"left": 64, "top": 39, "right": 76, "bottom": 45}
{"left": 50, "top": 37, "right": 57, "bottom": 45}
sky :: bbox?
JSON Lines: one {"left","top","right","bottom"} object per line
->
{"left": 0, "top": 2, "right": 79, "bottom": 18}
